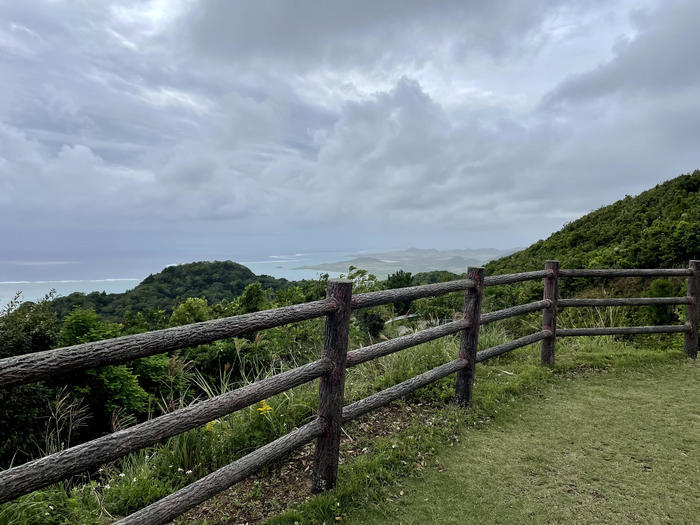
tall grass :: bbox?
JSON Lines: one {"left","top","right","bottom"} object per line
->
{"left": 0, "top": 307, "right": 685, "bottom": 524}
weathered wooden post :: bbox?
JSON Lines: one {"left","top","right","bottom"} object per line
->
{"left": 685, "top": 260, "right": 699, "bottom": 359}
{"left": 541, "top": 260, "right": 559, "bottom": 365}
{"left": 455, "top": 267, "right": 484, "bottom": 407}
{"left": 312, "top": 278, "right": 353, "bottom": 493}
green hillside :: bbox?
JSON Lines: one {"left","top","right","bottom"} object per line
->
{"left": 50, "top": 261, "right": 291, "bottom": 320}
{"left": 486, "top": 170, "right": 700, "bottom": 275}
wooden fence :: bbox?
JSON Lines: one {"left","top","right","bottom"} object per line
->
{"left": 0, "top": 260, "right": 697, "bottom": 524}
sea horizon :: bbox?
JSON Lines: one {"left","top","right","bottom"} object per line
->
{"left": 0, "top": 251, "right": 352, "bottom": 307}
{"left": 0, "top": 246, "right": 512, "bottom": 307}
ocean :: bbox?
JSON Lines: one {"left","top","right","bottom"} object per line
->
{"left": 0, "top": 252, "right": 348, "bottom": 308}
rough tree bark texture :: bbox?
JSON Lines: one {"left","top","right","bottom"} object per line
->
{"left": 557, "top": 326, "right": 687, "bottom": 336}
{"left": 312, "top": 279, "right": 352, "bottom": 493}
{"left": 455, "top": 267, "right": 484, "bottom": 407}
{"left": 0, "top": 298, "right": 337, "bottom": 387}
{"left": 476, "top": 331, "right": 551, "bottom": 363}
{"left": 685, "top": 260, "right": 699, "bottom": 358}
{"left": 345, "top": 300, "right": 550, "bottom": 368}
{"left": 483, "top": 270, "right": 550, "bottom": 286}
{"left": 541, "top": 260, "right": 559, "bottom": 365}
{"left": 3, "top": 262, "right": 695, "bottom": 521}
{"left": 558, "top": 268, "right": 692, "bottom": 278}
{"left": 343, "top": 358, "right": 467, "bottom": 422}
{"left": 0, "top": 359, "right": 331, "bottom": 503}
{"left": 558, "top": 297, "right": 691, "bottom": 307}
{"left": 115, "top": 418, "right": 327, "bottom": 525}
{"left": 480, "top": 300, "right": 551, "bottom": 325}
{"left": 346, "top": 318, "right": 470, "bottom": 367}
{"left": 351, "top": 279, "right": 474, "bottom": 309}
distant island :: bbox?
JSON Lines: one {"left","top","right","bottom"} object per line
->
{"left": 296, "top": 247, "right": 519, "bottom": 278}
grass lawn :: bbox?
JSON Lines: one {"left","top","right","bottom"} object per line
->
{"left": 344, "top": 360, "right": 700, "bottom": 525}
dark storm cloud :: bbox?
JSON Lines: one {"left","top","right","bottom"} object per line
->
{"left": 1, "top": 0, "right": 698, "bottom": 257}
{"left": 546, "top": 0, "right": 700, "bottom": 103}
{"left": 189, "top": 0, "right": 565, "bottom": 69}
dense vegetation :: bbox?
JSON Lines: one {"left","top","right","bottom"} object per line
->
{"left": 484, "top": 170, "right": 700, "bottom": 310}
{"left": 486, "top": 170, "right": 699, "bottom": 274}
{"left": 49, "top": 261, "right": 290, "bottom": 321}
{"left": 0, "top": 170, "right": 697, "bottom": 523}
{"left": 0, "top": 274, "right": 324, "bottom": 469}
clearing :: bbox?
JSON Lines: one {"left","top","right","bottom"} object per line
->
{"left": 344, "top": 361, "right": 699, "bottom": 524}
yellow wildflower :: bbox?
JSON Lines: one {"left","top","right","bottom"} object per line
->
{"left": 204, "top": 419, "right": 221, "bottom": 431}
{"left": 257, "top": 400, "right": 272, "bottom": 415}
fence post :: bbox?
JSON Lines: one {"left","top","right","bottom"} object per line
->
{"left": 685, "top": 260, "right": 699, "bottom": 359}
{"left": 312, "top": 278, "right": 353, "bottom": 493}
{"left": 455, "top": 267, "right": 484, "bottom": 407}
{"left": 541, "top": 260, "right": 559, "bottom": 365}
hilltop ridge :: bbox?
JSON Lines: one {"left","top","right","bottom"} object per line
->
{"left": 486, "top": 170, "right": 700, "bottom": 275}
{"left": 49, "top": 260, "right": 290, "bottom": 320}
{"left": 298, "top": 247, "right": 517, "bottom": 278}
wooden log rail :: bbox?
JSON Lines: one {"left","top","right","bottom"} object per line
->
{"left": 557, "top": 326, "right": 688, "bottom": 337}
{"left": 558, "top": 297, "right": 692, "bottom": 307}
{"left": 558, "top": 268, "right": 693, "bottom": 278}
{"left": 0, "top": 298, "right": 339, "bottom": 388}
{"left": 0, "top": 359, "right": 333, "bottom": 503}
{"left": 551, "top": 260, "right": 698, "bottom": 362}
{"left": 0, "top": 261, "right": 697, "bottom": 524}
{"left": 115, "top": 418, "right": 328, "bottom": 525}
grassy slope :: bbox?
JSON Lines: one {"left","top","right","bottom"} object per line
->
{"left": 1, "top": 325, "right": 691, "bottom": 524}
{"left": 265, "top": 332, "right": 691, "bottom": 525}
{"left": 481, "top": 170, "right": 700, "bottom": 308}
{"left": 342, "top": 361, "right": 699, "bottom": 525}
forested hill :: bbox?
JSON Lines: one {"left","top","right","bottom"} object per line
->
{"left": 50, "top": 261, "right": 291, "bottom": 320}
{"left": 486, "top": 170, "right": 700, "bottom": 275}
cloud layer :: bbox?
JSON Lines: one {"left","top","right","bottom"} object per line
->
{"left": 1, "top": 0, "right": 699, "bottom": 261}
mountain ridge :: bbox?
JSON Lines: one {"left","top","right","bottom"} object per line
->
{"left": 49, "top": 260, "right": 290, "bottom": 320}
{"left": 486, "top": 170, "right": 700, "bottom": 275}
{"left": 297, "top": 247, "right": 518, "bottom": 278}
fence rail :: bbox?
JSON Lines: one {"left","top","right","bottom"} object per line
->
{"left": 558, "top": 297, "right": 692, "bottom": 307}
{"left": 0, "top": 260, "right": 698, "bottom": 525}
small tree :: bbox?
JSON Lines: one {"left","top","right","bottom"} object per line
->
{"left": 61, "top": 307, "right": 148, "bottom": 428}
{"left": 0, "top": 292, "right": 59, "bottom": 467}
{"left": 645, "top": 278, "right": 680, "bottom": 325}
{"left": 236, "top": 282, "right": 269, "bottom": 314}
{"left": 169, "top": 297, "right": 211, "bottom": 326}
{"left": 386, "top": 269, "right": 413, "bottom": 315}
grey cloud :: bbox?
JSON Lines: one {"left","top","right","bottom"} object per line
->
{"left": 546, "top": 0, "right": 700, "bottom": 104}
{"left": 188, "top": 0, "right": 569, "bottom": 70}
{"left": 1, "top": 0, "right": 699, "bottom": 262}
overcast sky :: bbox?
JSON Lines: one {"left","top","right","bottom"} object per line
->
{"left": 2, "top": 0, "right": 699, "bottom": 271}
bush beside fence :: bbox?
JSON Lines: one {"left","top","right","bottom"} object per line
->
{"left": 0, "top": 260, "right": 697, "bottom": 525}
